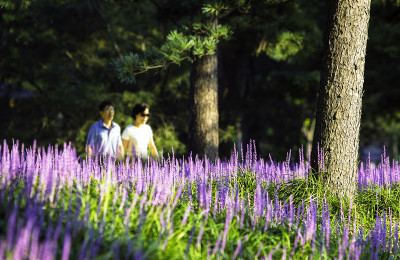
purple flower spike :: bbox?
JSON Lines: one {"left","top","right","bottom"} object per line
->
{"left": 254, "top": 242, "right": 263, "bottom": 259}
{"left": 185, "top": 224, "right": 196, "bottom": 255}
{"left": 231, "top": 239, "right": 242, "bottom": 260}
{"left": 7, "top": 205, "right": 18, "bottom": 250}
{"left": 62, "top": 229, "right": 72, "bottom": 260}
{"left": 0, "top": 241, "right": 6, "bottom": 259}
{"left": 211, "top": 233, "right": 223, "bottom": 257}
{"left": 196, "top": 222, "right": 204, "bottom": 248}
{"left": 181, "top": 204, "right": 191, "bottom": 226}
{"left": 267, "top": 244, "right": 280, "bottom": 260}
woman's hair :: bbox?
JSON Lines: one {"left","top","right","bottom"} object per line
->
{"left": 131, "top": 103, "right": 150, "bottom": 119}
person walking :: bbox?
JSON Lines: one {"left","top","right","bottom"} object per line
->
{"left": 86, "top": 100, "right": 123, "bottom": 159}
{"left": 122, "top": 103, "right": 158, "bottom": 160}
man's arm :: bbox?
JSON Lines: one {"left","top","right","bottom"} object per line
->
{"left": 118, "top": 144, "right": 124, "bottom": 160}
{"left": 86, "top": 125, "right": 95, "bottom": 157}
{"left": 117, "top": 133, "right": 124, "bottom": 160}
{"left": 86, "top": 145, "right": 93, "bottom": 157}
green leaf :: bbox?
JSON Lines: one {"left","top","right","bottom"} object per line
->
{"left": 265, "top": 31, "right": 305, "bottom": 62}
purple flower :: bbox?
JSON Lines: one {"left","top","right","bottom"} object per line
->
{"left": 7, "top": 205, "right": 18, "bottom": 250}
{"left": 211, "top": 233, "right": 223, "bottom": 256}
{"left": 0, "top": 241, "right": 6, "bottom": 259}
{"left": 62, "top": 230, "right": 71, "bottom": 260}
{"left": 196, "top": 222, "right": 204, "bottom": 248}
{"left": 185, "top": 224, "right": 196, "bottom": 255}
{"left": 181, "top": 204, "right": 191, "bottom": 226}
{"left": 231, "top": 239, "right": 242, "bottom": 260}
{"left": 255, "top": 242, "right": 263, "bottom": 259}
{"left": 290, "top": 230, "right": 301, "bottom": 258}
{"left": 267, "top": 244, "right": 280, "bottom": 260}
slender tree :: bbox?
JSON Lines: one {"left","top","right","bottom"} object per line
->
{"left": 311, "top": 0, "right": 371, "bottom": 198}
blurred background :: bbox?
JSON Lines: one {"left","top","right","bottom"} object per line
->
{"left": 1, "top": 0, "right": 399, "bottom": 162}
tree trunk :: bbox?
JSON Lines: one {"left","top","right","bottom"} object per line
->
{"left": 311, "top": 0, "right": 371, "bottom": 198}
{"left": 188, "top": 54, "right": 219, "bottom": 160}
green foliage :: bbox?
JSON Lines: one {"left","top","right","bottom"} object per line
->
{"left": 263, "top": 171, "right": 400, "bottom": 231}
{"left": 0, "top": 0, "right": 32, "bottom": 9}
{"left": 113, "top": 22, "right": 230, "bottom": 84}
{"left": 357, "top": 183, "right": 400, "bottom": 216}
{"left": 264, "top": 31, "right": 306, "bottom": 62}
{"left": 378, "top": 0, "right": 400, "bottom": 6}
{"left": 267, "top": 173, "right": 326, "bottom": 206}
{"left": 234, "top": 167, "right": 259, "bottom": 203}
{"left": 112, "top": 53, "right": 142, "bottom": 84}
{"left": 154, "top": 121, "right": 186, "bottom": 156}
{"left": 202, "top": 2, "right": 229, "bottom": 16}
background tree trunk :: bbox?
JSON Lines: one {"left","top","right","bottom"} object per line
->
{"left": 188, "top": 53, "right": 219, "bottom": 160}
{"left": 311, "top": 0, "right": 371, "bottom": 198}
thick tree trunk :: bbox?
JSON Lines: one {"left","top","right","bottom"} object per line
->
{"left": 188, "top": 54, "right": 219, "bottom": 160}
{"left": 311, "top": 0, "right": 371, "bottom": 198}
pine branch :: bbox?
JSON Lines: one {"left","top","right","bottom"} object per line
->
{"left": 112, "top": 2, "right": 232, "bottom": 84}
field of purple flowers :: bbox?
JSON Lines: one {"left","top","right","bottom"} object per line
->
{"left": 0, "top": 140, "right": 400, "bottom": 259}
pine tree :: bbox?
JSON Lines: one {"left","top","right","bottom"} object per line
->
{"left": 311, "top": 0, "right": 372, "bottom": 198}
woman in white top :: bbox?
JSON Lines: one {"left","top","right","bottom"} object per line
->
{"left": 122, "top": 103, "right": 158, "bottom": 160}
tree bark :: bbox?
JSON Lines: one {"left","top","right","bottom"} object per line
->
{"left": 188, "top": 54, "right": 219, "bottom": 160}
{"left": 311, "top": 0, "right": 371, "bottom": 198}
